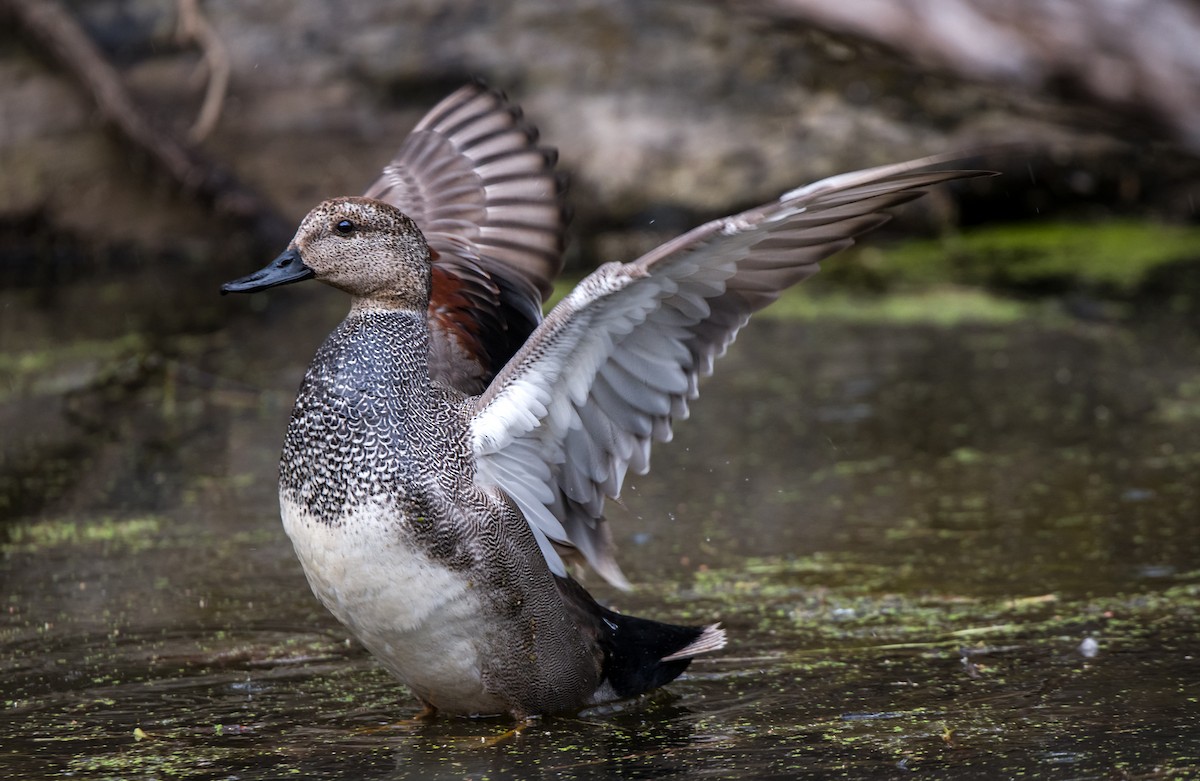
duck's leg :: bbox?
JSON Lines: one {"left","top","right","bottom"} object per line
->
{"left": 413, "top": 697, "right": 439, "bottom": 721}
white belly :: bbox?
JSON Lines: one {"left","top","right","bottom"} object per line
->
{"left": 280, "top": 495, "right": 506, "bottom": 715}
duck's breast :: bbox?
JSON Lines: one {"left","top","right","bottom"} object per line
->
{"left": 280, "top": 494, "right": 508, "bottom": 715}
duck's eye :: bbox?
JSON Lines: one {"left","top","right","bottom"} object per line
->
{"left": 335, "top": 219, "right": 355, "bottom": 236}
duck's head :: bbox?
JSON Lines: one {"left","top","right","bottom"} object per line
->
{"left": 222, "top": 197, "right": 432, "bottom": 311}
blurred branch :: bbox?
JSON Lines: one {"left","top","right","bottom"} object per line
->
{"left": 741, "top": 0, "right": 1200, "bottom": 152}
{"left": 0, "top": 0, "right": 289, "bottom": 248}
{"left": 176, "top": 0, "right": 230, "bottom": 143}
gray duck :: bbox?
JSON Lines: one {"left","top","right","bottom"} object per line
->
{"left": 223, "top": 83, "right": 984, "bottom": 718}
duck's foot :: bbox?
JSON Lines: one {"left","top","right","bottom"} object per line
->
{"left": 477, "top": 715, "right": 537, "bottom": 747}
{"left": 412, "top": 698, "right": 439, "bottom": 721}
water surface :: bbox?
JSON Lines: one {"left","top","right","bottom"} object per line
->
{"left": 3, "top": 287, "right": 1198, "bottom": 779}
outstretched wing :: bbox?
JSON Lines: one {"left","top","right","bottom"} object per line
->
{"left": 365, "top": 83, "right": 568, "bottom": 394}
{"left": 469, "top": 157, "right": 990, "bottom": 585}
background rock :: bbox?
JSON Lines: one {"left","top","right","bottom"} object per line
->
{"left": 0, "top": 0, "right": 1196, "bottom": 285}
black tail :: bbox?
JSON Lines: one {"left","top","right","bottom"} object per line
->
{"left": 555, "top": 576, "right": 726, "bottom": 700}
{"left": 597, "top": 607, "right": 726, "bottom": 699}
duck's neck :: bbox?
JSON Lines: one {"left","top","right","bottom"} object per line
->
{"left": 325, "top": 307, "right": 431, "bottom": 394}
{"left": 350, "top": 291, "right": 430, "bottom": 316}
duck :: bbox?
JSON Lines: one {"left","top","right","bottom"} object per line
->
{"left": 222, "top": 83, "right": 986, "bottom": 719}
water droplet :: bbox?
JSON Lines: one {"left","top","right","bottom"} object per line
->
{"left": 1078, "top": 636, "right": 1099, "bottom": 658}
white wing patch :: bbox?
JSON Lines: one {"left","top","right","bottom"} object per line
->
{"left": 471, "top": 265, "right": 665, "bottom": 575}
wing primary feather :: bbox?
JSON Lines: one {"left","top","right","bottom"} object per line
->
{"left": 472, "top": 160, "right": 993, "bottom": 587}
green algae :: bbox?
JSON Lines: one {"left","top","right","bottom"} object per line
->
{"left": 855, "top": 220, "right": 1200, "bottom": 293}
{"left": 3, "top": 516, "right": 163, "bottom": 554}
{"left": 759, "top": 286, "right": 1037, "bottom": 325}
{"left": 678, "top": 551, "right": 1200, "bottom": 641}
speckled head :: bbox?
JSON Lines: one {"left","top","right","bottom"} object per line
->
{"left": 222, "top": 197, "right": 432, "bottom": 311}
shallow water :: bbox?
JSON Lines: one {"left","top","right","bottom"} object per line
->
{"left": 2, "top": 288, "right": 1199, "bottom": 779}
